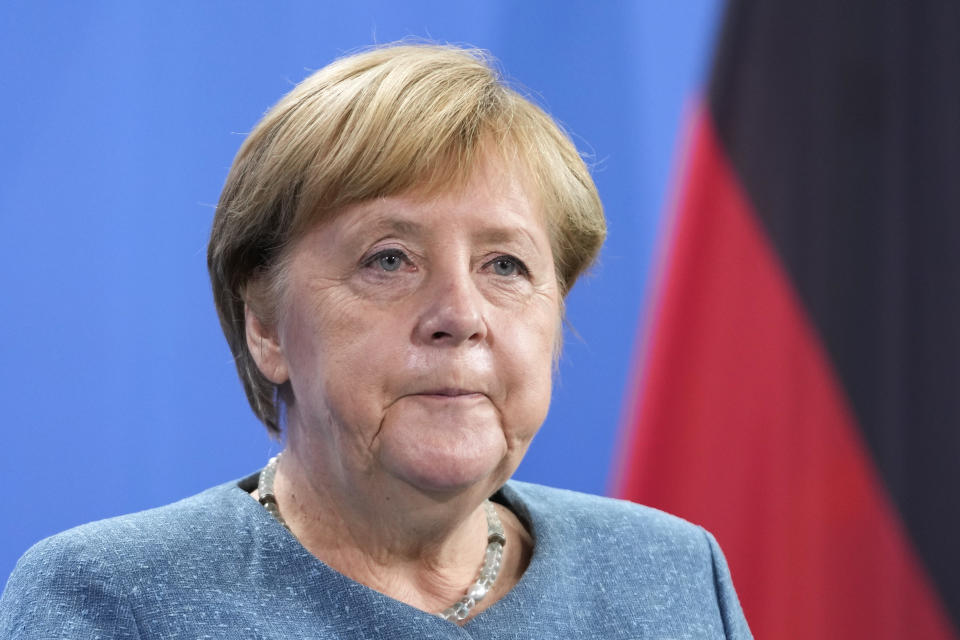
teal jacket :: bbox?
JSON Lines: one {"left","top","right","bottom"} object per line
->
{"left": 1, "top": 475, "right": 752, "bottom": 638}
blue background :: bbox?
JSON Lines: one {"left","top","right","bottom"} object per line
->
{"left": 0, "top": 1, "right": 720, "bottom": 583}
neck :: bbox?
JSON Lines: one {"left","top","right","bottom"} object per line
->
{"left": 272, "top": 443, "right": 496, "bottom": 614}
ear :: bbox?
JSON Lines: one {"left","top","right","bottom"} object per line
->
{"left": 244, "top": 304, "right": 290, "bottom": 384}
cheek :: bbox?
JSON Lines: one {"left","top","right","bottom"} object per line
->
{"left": 281, "top": 290, "right": 399, "bottom": 428}
{"left": 496, "top": 306, "right": 559, "bottom": 442}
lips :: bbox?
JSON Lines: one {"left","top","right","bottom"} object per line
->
{"left": 420, "top": 388, "right": 481, "bottom": 397}
{"left": 409, "top": 389, "right": 485, "bottom": 402}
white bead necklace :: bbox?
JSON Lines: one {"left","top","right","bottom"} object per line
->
{"left": 257, "top": 455, "right": 506, "bottom": 622}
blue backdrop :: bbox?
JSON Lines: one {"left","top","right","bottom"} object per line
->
{"left": 0, "top": 1, "right": 719, "bottom": 583}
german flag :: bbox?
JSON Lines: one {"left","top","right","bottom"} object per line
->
{"left": 614, "top": 1, "right": 960, "bottom": 638}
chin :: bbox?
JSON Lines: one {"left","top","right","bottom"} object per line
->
{"left": 401, "top": 463, "right": 500, "bottom": 496}
{"left": 379, "top": 437, "right": 509, "bottom": 497}
{"left": 374, "top": 400, "right": 514, "bottom": 496}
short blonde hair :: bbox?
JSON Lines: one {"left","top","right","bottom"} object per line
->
{"left": 208, "top": 43, "right": 606, "bottom": 435}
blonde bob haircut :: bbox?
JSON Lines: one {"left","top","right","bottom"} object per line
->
{"left": 208, "top": 43, "right": 606, "bottom": 435}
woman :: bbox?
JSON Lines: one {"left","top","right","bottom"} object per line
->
{"left": 0, "top": 44, "right": 751, "bottom": 638}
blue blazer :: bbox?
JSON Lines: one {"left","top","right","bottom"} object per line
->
{"left": 1, "top": 476, "right": 752, "bottom": 638}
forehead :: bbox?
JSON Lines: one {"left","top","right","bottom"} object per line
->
{"left": 312, "top": 154, "right": 551, "bottom": 247}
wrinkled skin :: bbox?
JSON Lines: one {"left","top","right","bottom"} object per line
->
{"left": 248, "top": 156, "right": 561, "bottom": 506}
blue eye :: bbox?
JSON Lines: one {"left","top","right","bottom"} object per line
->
{"left": 365, "top": 249, "right": 408, "bottom": 272}
{"left": 378, "top": 252, "right": 403, "bottom": 271}
{"left": 488, "top": 255, "right": 526, "bottom": 277}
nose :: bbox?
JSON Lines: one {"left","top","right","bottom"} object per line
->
{"left": 414, "top": 268, "right": 487, "bottom": 346}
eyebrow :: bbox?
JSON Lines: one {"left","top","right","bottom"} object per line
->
{"left": 364, "top": 216, "right": 532, "bottom": 241}
{"left": 355, "top": 213, "right": 543, "bottom": 254}
{"left": 472, "top": 226, "right": 538, "bottom": 248}
{"left": 366, "top": 217, "right": 424, "bottom": 236}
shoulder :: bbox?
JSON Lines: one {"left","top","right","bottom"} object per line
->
{"left": 501, "top": 480, "right": 717, "bottom": 586}
{"left": 0, "top": 479, "right": 255, "bottom": 639}
{"left": 502, "top": 479, "right": 708, "bottom": 546}
{"left": 14, "top": 479, "right": 250, "bottom": 569}
{"left": 499, "top": 481, "right": 753, "bottom": 639}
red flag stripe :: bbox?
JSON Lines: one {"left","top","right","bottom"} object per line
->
{"left": 615, "top": 108, "right": 957, "bottom": 640}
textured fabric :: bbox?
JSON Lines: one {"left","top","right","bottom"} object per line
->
{"left": 1, "top": 477, "right": 751, "bottom": 639}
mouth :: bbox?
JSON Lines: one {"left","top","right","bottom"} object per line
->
{"left": 410, "top": 388, "right": 485, "bottom": 399}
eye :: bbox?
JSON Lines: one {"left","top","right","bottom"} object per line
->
{"left": 378, "top": 252, "right": 403, "bottom": 272}
{"left": 365, "top": 248, "right": 410, "bottom": 272}
{"left": 485, "top": 255, "right": 528, "bottom": 277}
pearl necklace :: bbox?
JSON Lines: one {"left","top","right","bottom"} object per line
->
{"left": 257, "top": 455, "right": 506, "bottom": 622}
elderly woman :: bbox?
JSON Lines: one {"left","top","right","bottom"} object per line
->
{"left": 0, "top": 44, "right": 751, "bottom": 638}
